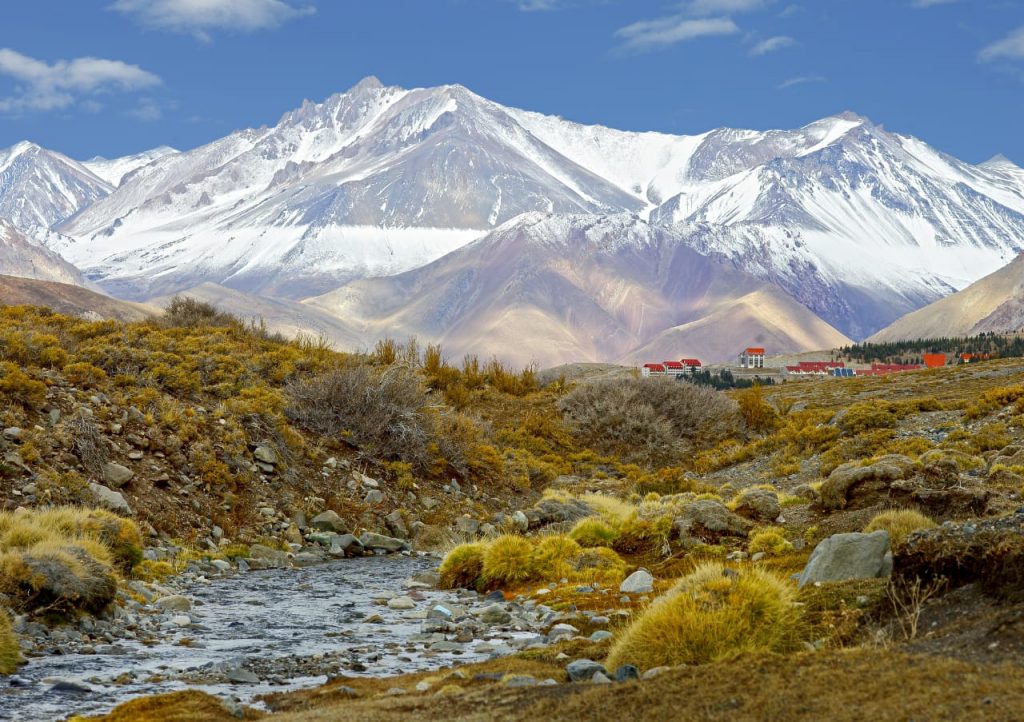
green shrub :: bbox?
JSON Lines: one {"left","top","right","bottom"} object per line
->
{"left": 569, "top": 517, "right": 621, "bottom": 548}
{"left": 0, "top": 610, "right": 20, "bottom": 675}
{"left": 438, "top": 542, "right": 486, "bottom": 589}
{"left": 529, "top": 535, "right": 581, "bottom": 580}
{"left": 748, "top": 528, "right": 794, "bottom": 557}
{"left": 864, "top": 509, "right": 937, "bottom": 546}
{"left": 481, "top": 535, "right": 534, "bottom": 587}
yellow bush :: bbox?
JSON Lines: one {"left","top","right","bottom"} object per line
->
{"left": 864, "top": 509, "right": 937, "bottom": 546}
{"left": 0, "top": 609, "right": 20, "bottom": 675}
{"left": 438, "top": 543, "right": 486, "bottom": 589}
{"left": 605, "top": 563, "right": 802, "bottom": 670}
{"left": 529, "top": 535, "right": 581, "bottom": 580}
{"left": 0, "top": 362, "right": 47, "bottom": 407}
{"left": 613, "top": 513, "right": 673, "bottom": 555}
{"left": 569, "top": 546, "right": 628, "bottom": 587}
{"left": 736, "top": 384, "right": 779, "bottom": 433}
{"left": 481, "top": 535, "right": 534, "bottom": 587}
{"left": 569, "top": 517, "right": 621, "bottom": 548}
{"left": 748, "top": 528, "right": 794, "bottom": 557}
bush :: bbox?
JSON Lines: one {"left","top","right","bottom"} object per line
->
{"left": 605, "top": 563, "right": 802, "bottom": 670}
{"left": 736, "top": 384, "right": 779, "bottom": 433}
{"left": 481, "top": 535, "right": 534, "bottom": 588}
{"left": 529, "top": 535, "right": 581, "bottom": 580}
{"left": 569, "top": 518, "right": 621, "bottom": 548}
{"left": 748, "top": 528, "right": 794, "bottom": 557}
{"left": 558, "top": 377, "right": 740, "bottom": 465}
{"left": 0, "top": 610, "right": 20, "bottom": 675}
{"left": 840, "top": 401, "right": 900, "bottom": 435}
{"left": 613, "top": 513, "right": 673, "bottom": 555}
{"left": 569, "top": 546, "right": 628, "bottom": 587}
{"left": 438, "top": 543, "right": 486, "bottom": 589}
{"left": 285, "top": 364, "right": 432, "bottom": 467}
{"left": 864, "top": 509, "right": 937, "bottom": 546}
{"left": 0, "top": 362, "right": 47, "bottom": 407}
{"left": 161, "top": 296, "right": 240, "bottom": 328}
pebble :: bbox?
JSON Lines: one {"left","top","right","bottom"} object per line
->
{"left": 387, "top": 596, "right": 415, "bottom": 610}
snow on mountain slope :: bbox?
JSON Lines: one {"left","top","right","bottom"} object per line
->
{"left": 57, "top": 77, "right": 642, "bottom": 299}
{"left": 0, "top": 219, "right": 87, "bottom": 286}
{"left": 305, "top": 213, "right": 850, "bottom": 367}
{"left": 869, "top": 253, "right": 1024, "bottom": 341}
{"left": 44, "top": 79, "right": 1024, "bottom": 340}
{"left": 651, "top": 118, "right": 1024, "bottom": 338}
{"left": 0, "top": 142, "right": 112, "bottom": 233}
{"left": 82, "top": 146, "right": 179, "bottom": 187}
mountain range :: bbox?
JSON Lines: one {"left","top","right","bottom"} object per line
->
{"left": 1, "top": 77, "right": 1022, "bottom": 364}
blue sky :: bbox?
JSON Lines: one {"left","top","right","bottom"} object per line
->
{"left": 0, "top": 0, "right": 1022, "bottom": 163}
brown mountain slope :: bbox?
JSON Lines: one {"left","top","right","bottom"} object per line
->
{"left": 869, "top": 254, "right": 1024, "bottom": 342}
{"left": 0, "top": 275, "right": 152, "bottom": 321}
{"left": 305, "top": 213, "right": 851, "bottom": 367}
{"left": 0, "top": 219, "right": 86, "bottom": 286}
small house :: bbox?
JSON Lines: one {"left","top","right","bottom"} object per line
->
{"left": 738, "top": 347, "right": 765, "bottom": 369}
{"left": 641, "top": 363, "right": 667, "bottom": 377}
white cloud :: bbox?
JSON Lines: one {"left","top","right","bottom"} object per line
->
{"left": 615, "top": 16, "right": 739, "bottom": 52}
{"left": 515, "top": 0, "right": 559, "bottom": 9}
{"left": 683, "top": 0, "right": 768, "bottom": 16}
{"left": 980, "top": 27, "right": 1024, "bottom": 62}
{"left": 110, "top": 0, "right": 314, "bottom": 41}
{"left": 0, "top": 48, "right": 160, "bottom": 114}
{"left": 778, "top": 75, "right": 825, "bottom": 89}
{"left": 750, "top": 35, "right": 794, "bottom": 55}
{"left": 128, "top": 97, "right": 164, "bottom": 121}
{"left": 912, "top": 0, "right": 958, "bottom": 7}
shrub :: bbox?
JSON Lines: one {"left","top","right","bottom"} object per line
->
{"left": 438, "top": 543, "right": 486, "bottom": 589}
{"left": 569, "top": 517, "right": 621, "bottom": 548}
{"left": 285, "top": 364, "right": 433, "bottom": 467}
{"left": 605, "top": 563, "right": 802, "bottom": 670}
{"left": 748, "top": 528, "right": 794, "bottom": 557}
{"left": 558, "top": 377, "right": 740, "bottom": 465}
{"left": 480, "top": 535, "right": 534, "bottom": 588}
{"left": 570, "top": 546, "right": 629, "bottom": 587}
{"left": 736, "top": 384, "right": 779, "bottom": 433}
{"left": 864, "top": 509, "right": 937, "bottom": 546}
{"left": 162, "top": 296, "right": 239, "bottom": 328}
{"left": 0, "top": 362, "right": 47, "bottom": 407}
{"left": 613, "top": 513, "right": 673, "bottom": 555}
{"left": 840, "top": 401, "right": 900, "bottom": 435}
{"left": 0, "top": 610, "right": 20, "bottom": 675}
{"left": 529, "top": 535, "right": 582, "bottom": 580}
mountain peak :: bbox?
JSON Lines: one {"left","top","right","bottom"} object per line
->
{"left": 980, "top": 153, "right": 1020, "bottom": 170}
{"left": 351, "top": 75, "right": 384, "bottom": 91}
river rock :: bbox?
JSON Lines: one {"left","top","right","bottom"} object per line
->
{"left": 797, "top": 531, "right": 892, "bottom": 587}
{"left": 674, "top": 500, "right": 751, "bottom": 544}
{"left": 364, "top": 489, "right": 385, "bottom": 505}
{"left": 615, "top": 664, "right": 640, "bottom": 682}
{"left": 154, "top": 595, "right": 191, "bottom": 612}
{"left": 566, "top": 659, "right": 606, "bottom": 682}
{"left": 359, "top": 532, "right": 410, "bottom": 553}
{"left": 476, "top": 603, "right": 511, "bottom": 624}
{"left": 510, "top": 510, "right": 529, "bottom": 532}
{"left": 329, "top": 534, "right": 364, "bottom": 557}
{"left": 89, "top": 483, "right": 132, "bottom": 514}
{"left": 100, "top": 462, "right": 134, "bottom": 488}
{"left": 248, "top": 544, "right": 290, "bottom": 568}
{"left": 619, "top": 569, "right": 654, "bottom": 594}
{"left": 311, "top": 510, "right": 349, "bottom": 534}
{"left": 455, "top": 517, "right": 480, "bottom": 535}
{"left": 386, "top": 510, "right": 409, "bottom": 539}
{"left": 387, "top": 596, "right": 416, "bottom": 610}
{"left": 226, "top": 666, "right": 260, "bottom": 684}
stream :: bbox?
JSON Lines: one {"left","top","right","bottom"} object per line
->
{"left": 1, "top": 555, "right": 517, "bottom": 721}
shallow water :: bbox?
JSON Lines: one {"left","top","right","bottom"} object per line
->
{"left": 1, "top": 556, "right": 505, "bottom": 721}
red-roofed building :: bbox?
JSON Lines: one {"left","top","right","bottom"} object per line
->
{"left": 641, "top": 363, "right": 667, "bottom": 377}
{"left": 664, "top": 361, "right": 684, "bottom": 372}
{"left": 784, "top": 361, "right": 845, "bottom": 376}
{"left": 922, "top": 353, "right": 946, "bottom": 369}
{"left": 738, "top": 347, "right": 765, "bottom": 369}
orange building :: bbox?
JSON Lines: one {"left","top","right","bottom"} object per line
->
{"left": 922, "top": 353, "right": 946, "bottom": 369}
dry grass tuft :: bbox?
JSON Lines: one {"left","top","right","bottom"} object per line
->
{"left": 481, "top": 535, "right": 535, "bottom": 588}
{"left": 570, "top": 517, "right": 621, "bottom": 548}
{"left": 0, "top": 609, "right": 21, "bottom": 675}
{"left": 606, "top": 562, "right": 803, "bottom": 670}
{"left": 864, "top": 509, "right": 937, "bottom": 546}
{"left": 437, "top": 542, "right": 487, "bottom": 590}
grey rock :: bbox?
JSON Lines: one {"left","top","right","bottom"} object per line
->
{"left": 591, "top": 671, "right": 612, "bottom": 684}
{"left": 615, "top": 664, "right": 640, "bottom": 682}
{"left": 226, "top": 667, "right": 260, "bottom": 684}
{"left": 619, "top": 569, "right": 654, "bottom": 594}
{"left": 386, "top": 510, "right": 409, "bottom": 539}
{"left": 387, "top": 596, "right": 416, "bottom": 610}
{"left": 731, "top": 488, "right": 782, "bottom": 522}
{"left": 252, "top": 444, "right": 278, "bottom": 465}
{"left": 153, "top": 595, "right": 191, "bottom": 612}
{"left": 89, "top": 483, "right": 132, "bottom": 514}
{"left": 455, "top": 516, "right": 480, "bottom": 535}
{"left": 797, "top": 531, "right": 893, "bottom": 587}
{"left": 510, "top": 510, "right": 529, "bottom": 532}
{"left": 641, "top": 666, "right": 670, "bottom": 680}
{"left": 310, "top": 510, "right": 349, "bottom": 534}
{"left": 566, "top": 659, "right": 607, "bottom": 682}
{"left": 359, "top": 532, "right": 410, "bottom": 552}
{"left": 101, "top": 462, "right": 134, "bottom": 488}
{"left": 589, "top": 630, "right": 613, "bottom": 642}
{"left": 503, "top": 675, "right": 540, "bottom": 687}
{"left": 2, "top": 426, "right": 23, "bottom": 441}
{"left": 674, "top": 499, "right": 751, "bottom": 543}
{"left": 364, "top": 489, "right": 385, "bottom": 505}
{"left": 477, "top": 603, "right": 512, "bottom": 624}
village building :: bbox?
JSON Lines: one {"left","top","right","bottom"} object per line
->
{"left": 641, "top": 363, "right": 667, "bottom": 377}
{"left": 738, "top": 347, "right": 765, "bottom": 369}
{"left": 641, "top": 358, "right": 703, "bottom": 378}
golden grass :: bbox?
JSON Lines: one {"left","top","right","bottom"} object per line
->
{"left": 747, "top": 528, "right": 794, "bottom": 557}
{"left": 481, "top": 535, "right": 535, "bottom": 587}
{"left": 0, "top": 609, "right": 21, "bottom": 675}
{"left": 529, "top": 535, "right": 581, "bottom": 581}
{"left": 605, "top": 562, "right": 802, "bottom": 670}
{"left": 863, "top": 509, "right": 937, "bottom": 546}
{"left": 569, "top": 517, "right": 620, "bottom": 547}
{"left": 438, "top": 542, "right": 486, "bottom": 589}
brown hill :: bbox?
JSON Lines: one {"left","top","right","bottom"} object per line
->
{"left": 0, "top": 274, "right": 151, "bottom": 321}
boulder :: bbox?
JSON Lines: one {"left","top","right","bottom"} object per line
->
{"left": 386, "top": 510, "right": 409, "bottom": 539}
{"left": 100, "top": 463, "right": 134, "bottom": 488}
{"left": 329, "top": 534, "right": 364, "bottom": 557}
{"left": 731, "top": 488, "right": 781, "bottom": 522}
{"left": 359, "top": 532, "right": 410, "bottom": 553}
{"left": 252, "top": 444, "right": 278, "bottom": 465}
{"left": 476, "top": 603, "right": 512, "bottom": 624}
{"left": 364, "top": 489, "right": 385, "bottom": 505}
{"left": 89, "top": 483, "right": 132, "bottom": 514}
{"left": 797, "top": 531, "right": 892, "bottom": 588}
{"left": 566, "top": 659, "right": 607, "bottom": 682}
{"left": 526, "top": 497, "right": 593, "bottom": 530}
{"left": 18, "top": 547, "right": 117, "bottom": 613}
{"left": 387, "top": 596, "right": 415, "bottom": 610}
{"left": 510, "top": 510, "right": 530, "bottom": 533}
{"left": 455, "top": 517, "right": 480, "bottom": 535}
{"left": 154, "top": 595, "right": 191, "bottom": 613}
{"left": 619, "top": 569, "right": 654, "bottom": 594}
{"left": 248, "top": 544, "right": 290, "bottom": 568}
{"left": 674, "top": 499, "right": 751, "bottom": 544}
{"left": 819, "top": 455, "right": 916, "bottom": 511}
{"left": 310, "top": 510, "right": 349, "bottom": 534}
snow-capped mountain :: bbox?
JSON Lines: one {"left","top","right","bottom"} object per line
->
{"left": 0, "top": 219, "right": 87, "bottom": 286}
{"left": 36, "top": 77, "right": 1024, "bottom": 340}
{"left": 0, "top": 141, "right": 112, "bottom": 233}
{"left": 82, "top": 146, "right": 179, "bottom": 187}
{"left": 305, "top": 213, "right": 851, "bottom": 367}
